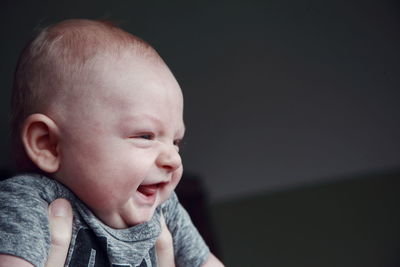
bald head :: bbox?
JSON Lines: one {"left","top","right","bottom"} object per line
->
{"left": 11, "top": 19, "right": 167, "bottom": 168}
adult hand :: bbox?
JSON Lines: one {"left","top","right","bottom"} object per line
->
{"left": 156, "top": 213, "right": 175, "bottom": 267}
{"left": 0, "top": 199, "right": 73, "bottom": 267}
{"left": 0, "top": 199, "right": 176, "bottom": 267}
{"left": 155, "top": 213, "right": 224, "bottom": 267}
{"left": 45, "top": 199, "right": 176, "bottom": 267}
{"left": 45, "top": 198, "right": 73, "bottom": 267}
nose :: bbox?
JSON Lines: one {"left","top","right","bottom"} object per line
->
{"left": 156, "top": 143, "right": 182, "bottom": 172}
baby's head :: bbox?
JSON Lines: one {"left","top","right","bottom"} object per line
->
{"left": 11, "top": 19, "right": 185, "bottom": 228}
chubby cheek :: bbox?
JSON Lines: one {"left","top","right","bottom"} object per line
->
{"left": 72, "top": 167, "right": 144, "bottom": 212}
{"left": 59, "top": 142, "right": 149, "bottom": 209}
{"left": 159, "top": 166, "right": 183, "bottom": 203}
{"left": 89, "top": 163, "right": 149, "bottom": 205}
{"left": 171, "top": 166, "right": 183, "bottom": 188}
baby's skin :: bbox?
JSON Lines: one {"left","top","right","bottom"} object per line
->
{"left": 1, "top": 19, "right": 224, "bottom": 266}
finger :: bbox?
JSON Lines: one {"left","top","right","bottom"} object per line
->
{"left": 45, "top": 198, "right": 73, "bottom": 267}
{"left": 156, "top": 213, "right": 175, "bottom": 267}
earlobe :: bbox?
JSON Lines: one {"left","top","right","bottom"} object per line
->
{"left": 21, "top": 114, "right": 61, "bottom": 173}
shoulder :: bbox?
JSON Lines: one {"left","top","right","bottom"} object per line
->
{"left": 0, "top": 173, "right": 73, "bottom": 204}
{"left": 160, "top": 192, "right": 211, "bottom": 267}
{"left": 1, "top": 173, "right": 51, "bottom": 191}
{"left": 0, "top": 173, "right": 54, "bottom": 219}
{"left": 0, "top": 174, "right": 55, "bottom": 267}
{"left": 0, "top": 254, "right": 34, "bottom": 267}
{"left": 160, "top": 191, "right": 179, "bottom": 212}
{"left": 0, "top": 174, "right": 46, "bottom": 205}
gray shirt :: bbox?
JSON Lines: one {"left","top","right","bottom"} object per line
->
{"left": 0, "top": 174, "right": 209, "bottom": 267}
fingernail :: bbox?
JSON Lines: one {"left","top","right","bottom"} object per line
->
{"left": 49, "top": 200, "right": 69, "bottom": 217}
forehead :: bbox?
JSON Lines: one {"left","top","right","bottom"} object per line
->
{"left": 64, "top": 51, "right": 184, "bottom": 128}
{"left": 91, "top": 51, "right": 181, "bottom": 97}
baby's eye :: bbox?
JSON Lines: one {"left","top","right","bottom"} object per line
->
{"left": 173, "top": 139, "right": 185, "bottom": 151}
{"left": 129, "top": 133, "right": 155, "bottom": 140}
{"left": 139, "top": 134, "right": 155, "bottom": 140}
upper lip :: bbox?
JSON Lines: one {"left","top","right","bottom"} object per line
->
{"left": 140, "top": 178, "right": 170, "bottom": 187}
{"left": 136, "top": 180, "right": 170, "bottom": 197}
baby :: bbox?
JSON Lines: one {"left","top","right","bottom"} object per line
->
{"left": 0, "top": 19, "right": 223, "bottom": 267}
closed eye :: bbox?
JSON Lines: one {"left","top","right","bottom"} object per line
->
{"left": 174, "top": 139, "right": 185, "bottom": 150}
{"left": 140, "top": 134, "right": 154, "bottom": 140}
{"left": 130, "top": 133, "right": 155, "bottom": 140}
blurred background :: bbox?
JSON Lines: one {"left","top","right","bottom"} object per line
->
{"left": 1, "top": 0, "right": 400, "bottom": 266}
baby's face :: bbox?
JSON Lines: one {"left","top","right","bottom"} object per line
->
{"left": 53, "top": 52, "right": 185, "bottom": 228}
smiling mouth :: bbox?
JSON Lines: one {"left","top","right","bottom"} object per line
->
{"left": 137, "top": 182, "right": 167, "bottom": 197}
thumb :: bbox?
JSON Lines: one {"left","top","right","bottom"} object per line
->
{"left": 156, "top": 213, "right": 175, "bottom": 267}
{"left": 45, "top": 198, "right": 73, "bottom": 267}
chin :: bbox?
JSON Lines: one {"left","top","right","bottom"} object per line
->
{"left": 127, "top": 207, "right": 158, "bottom": 226}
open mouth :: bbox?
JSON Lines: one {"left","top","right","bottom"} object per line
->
{"left": 137, "top": 182, "right": 167, "bottom": 197}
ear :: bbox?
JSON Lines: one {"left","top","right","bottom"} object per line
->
{"left": 21, "top": 114, "right": 61, "bottom": 173}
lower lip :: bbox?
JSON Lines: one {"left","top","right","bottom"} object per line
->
{"left": 136, "top": 184, "right": 161, "bottom": 205}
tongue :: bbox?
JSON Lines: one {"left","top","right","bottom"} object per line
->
{"left": 137, "top": 184, "right": 159, "bottom": 196}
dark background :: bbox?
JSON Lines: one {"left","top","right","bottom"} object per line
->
{"left": 1, "top": 0, "right": 400, "bottom": 266}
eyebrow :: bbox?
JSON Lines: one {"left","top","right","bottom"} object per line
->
{"left": 121, "top": 114, "right": 186, "bottom": 135}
